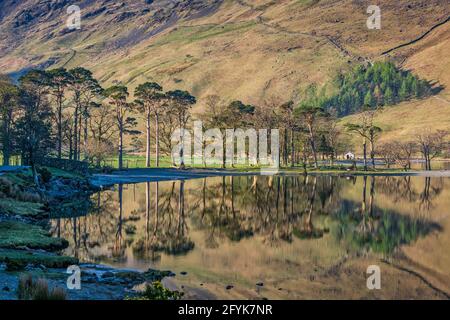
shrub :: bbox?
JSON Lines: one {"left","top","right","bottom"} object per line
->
{"left": 0, "top": 177, "right": 13, "bottom": 196}
{"left": 17, "top": 274, "right": 33, "bottom": 300}
{"left": 0, "top": 176, "right": 41, "bottom": 202}
{"left": 32, "top": 279, "right": 50, "bottom": 300}
{"left": 128, "top": 281, "right": 183, "bottom": 300}
{"left": 17, "top": 191, "right": 41, "bottom": 203}
{"left": 125, "top": 224, "right": 137, "bottom": 235}
{"left": 17, "top": 275, "right": 66, "bottom": 300}
{"left": 37, "top": 167, "right": 52, "bottom": 184}
{"left": 48, "top": 287, "right": 67, "bottom": 300}
{"left": 5, "top": 257, "right": 26, "bottom": 271}
{"left": 0, "top": 177, "right": 21, "bottom": 198}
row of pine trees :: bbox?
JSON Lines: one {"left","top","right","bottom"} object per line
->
{"left": 323, "top": 61, "right": 433, "bottom": 116}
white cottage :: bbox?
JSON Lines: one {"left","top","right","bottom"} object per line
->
{"left": 344, "top": 152, "right": 355, "bottom": 160}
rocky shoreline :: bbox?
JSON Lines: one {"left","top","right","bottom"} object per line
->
{"left": 0, "top": 167, "right": 177, "bottom": 300}
{"left": 0, "top": 263, "right": 174, "bottom": 300}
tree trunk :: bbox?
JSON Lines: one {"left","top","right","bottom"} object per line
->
{"left": 222, "top": 129, "right": 226, "bottom": 169}
{"left": 155, "top": 113, "right": 160, "bottom": 167}
{"left": 362, "top": 176, "right": 367, "bottom": 213}
{"left": 146, "top": 111, "right": 151, "bottom": 167}
{"left": 69, "top": 130, "right": 73, "bottom": 160}
{"left": 302, "top": 145, "right": 308, "bottom": 175}
{"left": 2, "top": 148, "right": 9, "bottom": 166}
{"left": 118, "top": 124, "right": 123, "bottom": 170}
{"left": 180, "top": 129, "right": 184, "bottom": 168}
{"left": 178, "top": 180, "right": 185, "bottom": 235}
{"left": 290, "top": 129, "right": 295, "bottom": 167}
{"left": 308, "top": 124, "right": 318, "bottom": 169}
{"left": 370, "top": 140, "right": 375, "bottom": 169}
{"left": 1, "top": 112, "right": 11, "bottom": 166}
{"left": 83, "top": 106, "right": 88, "bottom": 160}
{"left": 73, "top": 106, "right": 78, "bottom": 161}
{"left": 57, "top": 97, "right": 62, "bottom": 159}
{"left": 78, "top": 112, "right": 82, "bottom": 161}
{"left": 31, "top": 161, "right": 40, "bottom": 188}
{"left": 369, "top": 177, "right": 375, "bottom": 217}
{"left": 145, "top": 182, "right": 150, "bottom": 242}
{"left": 363, "top": 138, "right": 367, "bottom": 171}
{"left": 283, "top": 128, "right": 288, "bottom": 166}
{"left": 153, "top": 182, "right": 159, "bottom": 239}
{"left": 179, "top": 113, "right": 185, "bottom": 168}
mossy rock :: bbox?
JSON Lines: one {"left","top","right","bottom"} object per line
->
{"left": 0, "top": 221, "right": 68, "bottom": 251}
{"left": 0, "top": 249, "right": 78, "bottom": 269}
{"left": 100, "top": 269, "right": 173, "bottom": 286}
{"left": 143, "top": 268, "right": 172, "bottom": 280}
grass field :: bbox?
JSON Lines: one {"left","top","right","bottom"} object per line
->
{"left": 101, "top": 155, "right": 273, "bottom": 170}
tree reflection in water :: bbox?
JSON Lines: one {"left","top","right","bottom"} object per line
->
{"left": 51, "top": 175, "right": 443, "bottom": 264}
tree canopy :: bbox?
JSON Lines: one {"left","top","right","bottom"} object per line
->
{"left": 322, "top": 61, "right": 433, "bottom": 116}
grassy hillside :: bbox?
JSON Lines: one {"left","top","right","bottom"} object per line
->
{"left": 341, "top": 20, "right": 450, "bottom": 146}
{"left": 1, "top": 0, "right": 449, "bottom": 145}
{"left": 340, "top": 96, "right": 450, "bottom": 149}
{"left": 1, "top": 1, "right": 449, "bottom": 106}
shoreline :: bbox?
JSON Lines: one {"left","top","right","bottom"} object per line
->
{"left": 90, "top": 168, "right": 258, "bottom": 186}
{"left": 90, "top": 167, "right": 450, "bottom": 186}
{"left": 0, "top": 167, "right": 177, "bottom": 300}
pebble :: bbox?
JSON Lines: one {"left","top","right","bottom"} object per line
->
{"left": 180, "top": 271, "right": 188, "bottom": 276}
{"left": 226, "top": 285, "right": 234, "bottom": 290}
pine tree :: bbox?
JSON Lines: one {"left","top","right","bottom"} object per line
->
{"left": 373, "top": 85, "right": 383, "bottom": 105}
{"left": 384, "top": 87, "right": 394, "bottom": 105}
{"left": 411, "top": 78, "right": 419, "bottom": 97}
{"left": 364, "top": 90, "right": 375, "bottom": 108}
{"left": 399, "top": 80, "right": 408, "bottom": 100}
{"left": 324, "top": 61, "right": 432, "bottom": 116}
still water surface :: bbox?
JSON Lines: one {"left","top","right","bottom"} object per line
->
{"left": 51, "top": 175, "right": 450, "bottom": 299}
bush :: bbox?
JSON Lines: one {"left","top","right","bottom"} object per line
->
{"left": 37, "top": 167, "right": 52, "bottom": 184}
{"left": 125, "top": 224, "right": 137, "bottom": 235}
{"left": 0, "top": 176, "right": 41, "bottom": 203}
{"left": 17, "top": 191, "right": 41, "bottom": 203}
{"left": 128, "top": 281, "right": 183, "bottom": 300}
{"left": 0, "top": 177, "right": 20, "bottom": 198}
{"left": 4, "top": 257, "right": 26, "bottom": 271}
{"left": 17, "top": 274, "right": 66, "bottom": 300}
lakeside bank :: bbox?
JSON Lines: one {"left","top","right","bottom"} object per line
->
{"left": 0, "top": 166, "right": 177, "bottom": 300}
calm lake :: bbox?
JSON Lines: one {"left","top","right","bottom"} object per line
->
{"left": 51, "top": 175, "right": 450, "bottom": 299}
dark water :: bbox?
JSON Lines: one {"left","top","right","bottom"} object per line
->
{"left": 51, "top": 175, "right": 450, "bottom": 299}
